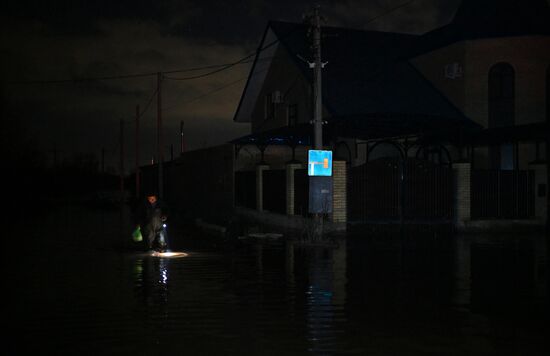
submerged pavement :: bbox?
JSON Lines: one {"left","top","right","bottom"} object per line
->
{"left": 7, "top": 203, "right": 549, "bottom": 355}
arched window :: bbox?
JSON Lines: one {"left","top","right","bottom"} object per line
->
{"left": 488, "top": 63, "right": 515, "bottom": 170}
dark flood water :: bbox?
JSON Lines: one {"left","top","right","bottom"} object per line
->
{"left": 8, "top": 205, "right": 550, "bottom": 355}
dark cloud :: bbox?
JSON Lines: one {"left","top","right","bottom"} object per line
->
{"left": 2, "top": 0, "right": 476, "bottom": 172}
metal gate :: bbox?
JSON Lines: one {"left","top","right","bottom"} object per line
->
{"left": 348, "top": 157, "right": 452, "bottom": 223}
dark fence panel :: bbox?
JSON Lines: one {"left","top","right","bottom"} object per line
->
{"left": 471, "top": 170, "right": 535, "bottom": 219}
{"left": 348, "top": 164, "right": 367, "bottom": 221}
{"left": 403, "top": 159, "right": 452, "bottom": 219}
{"left": 348, "top": 158, "right": 452, "bottom": 222}
{"left": 263, "top": 169, "right": 286, "bottom": 214}
{"left": 235, "top": 170, "right": 256, "bottom": 209}
{"left": 294, "top": 169, "right": 309, "bottom": 216}
{"left": 348, "top": 158, "right": 400, "bottom": 221}
{"left": 367, "top": 158, "right": 400, "bottom": 219}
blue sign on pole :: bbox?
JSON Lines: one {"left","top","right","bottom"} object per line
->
{"left": 308, "top": 150, "right": 332, "bottom": 176}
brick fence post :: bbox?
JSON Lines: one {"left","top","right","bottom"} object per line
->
{"left": 453, "top": 162, "right": 471, "bottom": 229}
{"left": 331, "top": 160, "right": 347, "bottom": 223}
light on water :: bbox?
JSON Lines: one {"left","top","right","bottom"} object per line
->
{"left": 150, "top": 251, "right": 188, "bottom": 258}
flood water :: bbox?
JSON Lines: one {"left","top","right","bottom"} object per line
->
{"left": 8, "top": 204, "right": 549, "bottom": 355}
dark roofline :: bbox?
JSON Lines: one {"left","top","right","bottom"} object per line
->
{"left": 232, "top": 25, "right": 270, "bottom": 123}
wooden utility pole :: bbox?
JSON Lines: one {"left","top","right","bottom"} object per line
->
{"left": 157, "top": 72, "right": 164, "bottom": 199}
{"left": 180, "top": 120, "right": 185, "bottom": 155}
{"left": 135, "top": 104, "right": 140, "bottom": 198}
{"left": 312, "top": 5, "right": 323, "bottom": 150}
{"left": 307, "top": 5, "right": 329, "bottom": 240}
{"left": 119, "top": 119, "right": 125, "bottom": 205}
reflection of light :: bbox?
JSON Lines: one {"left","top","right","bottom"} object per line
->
{"left": 150, "top": 251, "right": 188, "bottom": 258}
{"left": 161, "top": 264, "right": 168, "bottom": 284}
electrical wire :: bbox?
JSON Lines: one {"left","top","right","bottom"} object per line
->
{"left": 364, "top": 0, "right": 419, "bottom": 26}
{"left": 162, "top": 76, "right": 248, "bottom": 112}
{"left": 6, "top": 59, "right": 254, "bottom": 85}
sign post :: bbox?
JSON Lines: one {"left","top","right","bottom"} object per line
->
{"left": 308, "top": 150, "right": 333, "bottom": 214}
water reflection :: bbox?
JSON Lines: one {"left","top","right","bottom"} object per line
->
{"left": 133, "top": 257, "right": 171, "bottom": 308}
{"left": 305, "top": 240, "right": 347, "bottom": 354}
{"left": 10, "top": 205, "right": 549, "bottom": 354}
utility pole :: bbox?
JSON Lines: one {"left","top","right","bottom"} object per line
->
{"left": 135, "top": 104, "right": 140, "bottom": 198}
{"left": 119, "top": 119, "right": 125, "bottom": 205}
{"left": 53, "top": 143, "right": 58, "bottom": 168}
{"left": 157, "top": 72, "right": 164, "bottom": 199}
{"left": 180, "top": 120, "right": 185, "bottom": 155}
{"left": 101, "top": 147, "right": 105, "bottom": 175}
{"left": 312, "top": 5, "right": 323, "bottom": 150}
{"left": 307, "top": 5, "right": 329, "bottom": 240}
{"left": 100, "top": 147, "right": 105, "bottom": 191}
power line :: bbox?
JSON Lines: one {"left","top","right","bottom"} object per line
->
{"left": 162, "top": 76, "right": 248, "bottom": 113}
{"left": 138, "top": 87, "right": 159, "bottom": 118}
{"left": 364, "top": 0, "right": 419, "bottom": 26}
{"left": 162, "top": 31, "right": 294, "bottom": 81}
{"left": 6, "top": 59, "right": 256, "bottom": 85}
{"left": 6, "top": 30, "right": 291, "bottom": 86}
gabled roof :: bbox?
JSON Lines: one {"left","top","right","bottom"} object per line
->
{"left": 234, "top": 20, "right": 475, "bottom": 133}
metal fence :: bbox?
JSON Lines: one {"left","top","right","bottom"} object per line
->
{"left": 348, "top": 158, "right": 452, "bottom": 222}
{"left": 471, "top": 170, "right": 535, "bottom": 219}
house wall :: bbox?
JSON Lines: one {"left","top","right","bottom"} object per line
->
{"left": 251, "top": 45, "right": 310, "bottom": 132}
{"left": 412, "top": 36, "right": 550, "bottom": 169}
{"left": 250, "top": 43, "right": 331, "bottom": 134}
{"left": 412, "top": 36, "right": 550, "bottom": 128}
{"left": 411, "top": 42, "right": 467, "bottom": 115}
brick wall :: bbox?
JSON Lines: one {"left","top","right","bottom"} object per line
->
{"left": 331, "top": 160, "right": 347, "bottom": 223}
{"left": 453, "top": 162, "right": 471, "bottom": 227}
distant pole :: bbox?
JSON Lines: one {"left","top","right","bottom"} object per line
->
{"left": 135, "top": 104, "right": 140, "bottom": 198}
{"left": 157, "top": 72, "right": 164, "bottom": 199}
{"left": 101, "top": 147, "right": 105, "bottom": 174}
{"left": 180, "top": 120, "right": 185, "bottom": 155}
{"left": 120, "top": 119, "right": 125, "bottom": 205}
{"left": 53, "top": 143, "right": 58, "bottom": 168}
{"left": 312, "top": 5, "right": 323, "bottom": 150}
{"left": 100, "top": 147, "right": 105, "bottom": 191}
{"left": 170, "top": 144, "right": 174, "bottom": 161}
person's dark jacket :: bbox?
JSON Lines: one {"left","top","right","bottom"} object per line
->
{"left": 135, "top": 198, "right": 169, "bottom": 227}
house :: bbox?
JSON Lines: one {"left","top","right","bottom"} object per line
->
{"left": 230, "top": 0, "right": 549, "bottom": 231}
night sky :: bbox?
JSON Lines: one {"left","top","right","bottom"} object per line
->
{"left": 3, "top": 0, "right": 467, "bottom": 173}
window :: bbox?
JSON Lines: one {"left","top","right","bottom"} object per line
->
{"left": 287, "top": 104, "right": 298, "bottom": 127}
